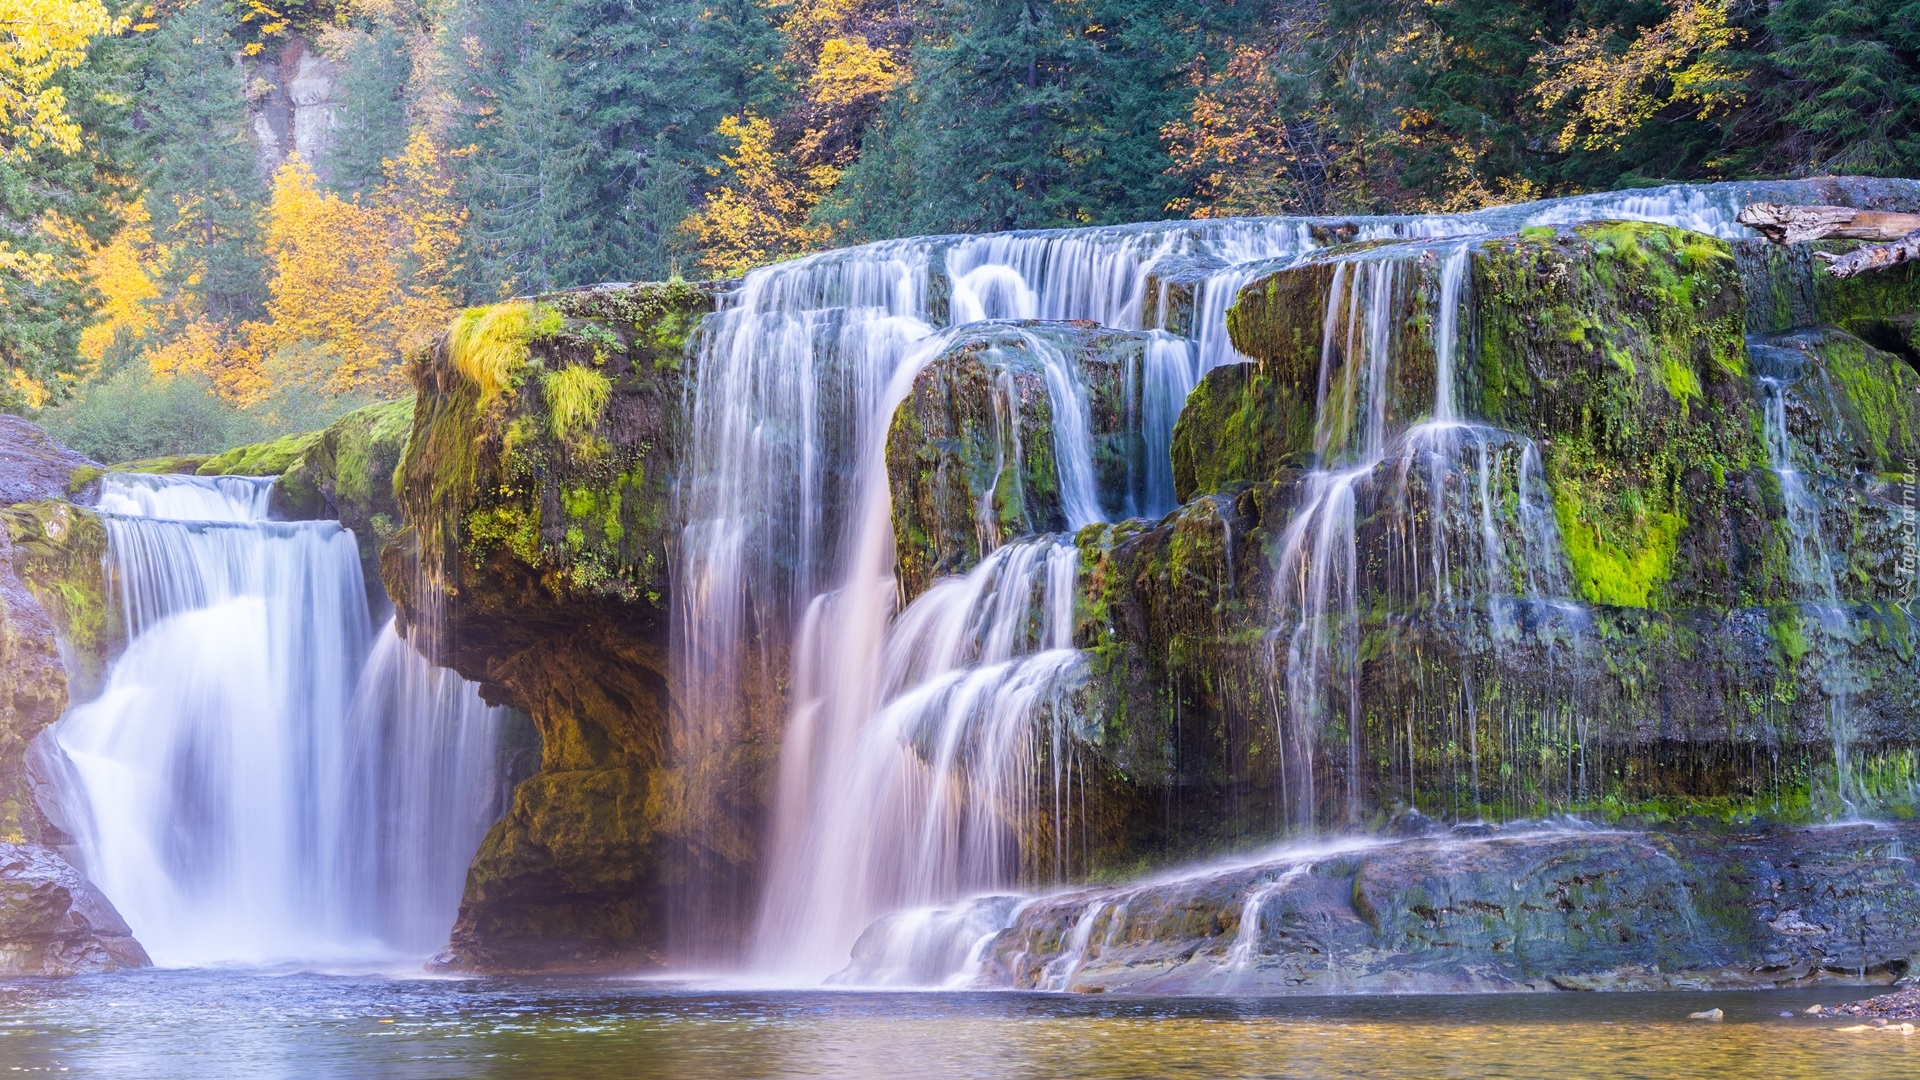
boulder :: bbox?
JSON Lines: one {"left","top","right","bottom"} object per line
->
{"left": 0, "top": 841, "right": 148, "bottom": 974}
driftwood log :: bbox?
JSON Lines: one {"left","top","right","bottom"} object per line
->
{"left": 1737, "top": 203, "right": 1920, "bottom": 279}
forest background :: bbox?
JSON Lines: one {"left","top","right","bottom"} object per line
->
{"left": 3, "top": 0, "right": 1916, "bottom": 461}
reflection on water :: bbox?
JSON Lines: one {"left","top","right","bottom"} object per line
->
{"left": 2, "top": 974, "right": 1915, "bottom": 1079}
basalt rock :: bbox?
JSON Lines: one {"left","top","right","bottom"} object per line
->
{"left": 387, "top": 281, "right": 758, "bottom": 972}
{"left": 0, "top": 422, "right": 149, "bottom": 973}
{"left": 0, "top": 841, "right": 148, "bottom": 975}
{"left": 1052, "top": 220, "right": 1920, "bottom": 862}
{"left": 980, "top": 822, "right": 1920, "bottom": 994}
{"left": 888, "top": 322, "right": 1157, "bottom": 600}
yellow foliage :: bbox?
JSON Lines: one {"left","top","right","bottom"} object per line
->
{"left": 543, "top": 364, "right": 611, "bottom": 442}
{"left": 1163, "top": 44, "right": 1300, "bottom": 218}
{"left": 248, "top": 136, "right": 466, "bottom": 397}
{"left": 447, "top": 300, "right": 561, "bottom": 402}
{"left": 1533, "top": 0, "right": 1745, "bottom": 152}
{"left": 255, "top": 153, "right": 405, "bottom": 392}
{"left": 143, "top": 316, "right": 271, "bottom": 403}
{"left": 682, "top": 114, "right": 838, "bottom": 278}
{"left": 0, "top": 0, "right": 125, "bottom": 159}
{"left": 0, "top": 0, "right": 124, "bottom": 290}
{"left": 806, "top": 36, "right": 907, "bottom": 108}
{"left": 77, "top": 200, "right": 159, "bottom": 362}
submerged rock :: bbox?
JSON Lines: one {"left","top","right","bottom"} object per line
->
{"left": 0, "top": 841, "right": 148, "bottom": 974}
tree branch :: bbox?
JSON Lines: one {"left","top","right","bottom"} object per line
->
{"left": 1737, "top": 202, "right": 1920, "bottom": 279}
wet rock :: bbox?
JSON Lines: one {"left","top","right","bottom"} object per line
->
{"left": 0, "top": 841, "right": 148, "bottom": 974}
{"left": 1689, "top": 1008, "right": 1724, "bottom": 1020}
{"left": 387, "top": 282, "right": 753, "bottom": 972}
{"left": 0, "top": 415, "right": 98, "bottom": 507}
{"left": 976, "top": 822, "right": 1920, "bottom": 995}
{"left": 887, "top": 321, "right": 1155, "bottom": 599}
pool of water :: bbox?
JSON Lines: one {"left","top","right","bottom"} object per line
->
{"left": 0, "top": 972, "right": 1912, "bottom": 1078}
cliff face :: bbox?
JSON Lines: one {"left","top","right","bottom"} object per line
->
{"left": 1060, "top": 223, "right": 1920, "bottom": 859}
{"left": 381, "top": 282, "right": 749, "bottom": 972}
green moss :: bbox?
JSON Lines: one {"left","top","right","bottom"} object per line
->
{"left": 1818, "top": 332, "right": 1916, "bottom": 466}
{"left": 196, "top": 429, "right": 324, "bottom": 477}
{"left": 109, "top": 455, "right": 210, "bottom": 475}
{"left": 1553, "top": 482, "right": 1681, "bottom": 608}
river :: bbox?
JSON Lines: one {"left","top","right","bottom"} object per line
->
{"left": 0, "top": 972, "right": 1909, "bottom": 1078}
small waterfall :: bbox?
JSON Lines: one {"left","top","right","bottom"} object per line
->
{"left": 1759, "top": 376, "right": 1858, "bottom": 809}
{"left": 51, "top": 474, "right": 508, "bottom": 965}
{"left": 759, "top": 536, "right": 1086, "bottom": 975}
{"left": 1268, "top": 242, "right": 1577, "bottom": 826}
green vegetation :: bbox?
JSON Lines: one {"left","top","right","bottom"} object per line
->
{"left": 34, "top": 365, "right": 373, "bottom": 466}
{"left": 543, "top": 366, "right": 613, "bottom": 443}
{"left": 1554, "top": 487, "right": 1683, "bottom": 608}
{"left": 197, "top": 430, "right": 325, "bottom": 478}
{"left": 447, "top": 301, "right": 563, "bottom": 403}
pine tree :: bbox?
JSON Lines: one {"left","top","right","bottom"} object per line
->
{"left": 139, "top": 0, "right": 269, "bottom": 323}
{"left": 329, "top": 18, "right": 414, "bottom": 198}
{"left": 465, "top": 27, "right": 600, "bottom": 295}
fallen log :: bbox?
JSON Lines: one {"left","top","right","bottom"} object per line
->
{"left": 1736, "top": 202, "right": 1920, "bottom": 279}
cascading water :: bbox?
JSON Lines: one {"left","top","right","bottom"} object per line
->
{"left": 49, "top": 474, "right": 509, "bottom": 965}
{"left": 1758, "top": 375, "right": 1859, "bottom": 810}
{"left": 672, "top": 182, "right": 1842, "bottom": 978}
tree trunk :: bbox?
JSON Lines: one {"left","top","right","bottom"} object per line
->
{"left": 1737, "top": 203, "right": 1920, "bottom": 279}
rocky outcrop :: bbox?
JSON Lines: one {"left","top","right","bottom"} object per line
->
{"left": 0, "top": 419, "right": 102, "bottom": 843}
{"left": 0, "top": 416, "right": 99, "bottom": 507}
{"left": 1050, "top": 220, "right": 1920, "bottom": 860}
{"left": 0, "top": 842, "right": 148, "bottom": 974}
{"left": 0, "top": 421, "right": 149, "bottom": 974}
{"left": 980, "top": 822, "right": 1920, "bottom": 994}
{"left": 0, "top": 515, "right": 72, "bottom": 845}
{"left": 386, "top": 282, "right": 745, "bottom": 972}
{"left": 888, "top": 322, "right": 1154, "bottom": 599}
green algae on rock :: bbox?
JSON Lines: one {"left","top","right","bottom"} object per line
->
{"left": 388, "top": 281, "right": 737, "bottom": 972}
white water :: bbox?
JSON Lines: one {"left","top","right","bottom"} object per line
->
{"left": 50, "top": 474, "right": 509, "bottom": 965}
{"left": 1759, "top": 376, "right": 1859, "bottom": 810}
{"left": 671, "top": 181, "right": 1865, "bottom": 978}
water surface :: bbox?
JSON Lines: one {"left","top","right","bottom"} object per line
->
{"left": 1, "top": 973, "right": 1911, "bottom": 1078}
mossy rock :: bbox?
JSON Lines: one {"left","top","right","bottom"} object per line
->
{"left": 390, "top": 280, "right": 754, "bottom": 972}
{"left": 108, "top": 455, "right": 210, "bottom": 475}
{"left": 196, "top": 430, "right": 324, "bottom": 478}
{"left": 0, "top": 501, "right": 113, "bottom": 695}
{"left": 271, "top": 398, "right": 416, "bottom": 585}
{"left": 1170, "top": 360, "right": 1314, "bottom": 502}
{"left": 1470, "top": 221, "right": 1759, "bottom": 609}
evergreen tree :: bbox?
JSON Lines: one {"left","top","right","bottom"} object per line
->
{"left": 139, "top": 0, "right": 269, "bottom": 322}
{"left": 330, "top": 18, "right": 415, "bottom": 198}
{"left": 465, "top": 25, "right": 601, "bottom": 295}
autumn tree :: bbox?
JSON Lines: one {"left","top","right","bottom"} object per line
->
{"left": 251, "top": 136, "right": 466, "bottom": 396}
{"left": 682, "top": 113, "right": 837, "bottom": 277}
{"left": 0, "top": 0, "right": 132, "bottom": 404}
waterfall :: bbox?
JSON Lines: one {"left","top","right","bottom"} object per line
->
{"left": 1759, "top": 376, "right": 1858, "bottom": 810}
{"left": 50, "top": 474, "right": 508, "bottom": 965}
{"left": 673, "top": 183, "right": 1808, "bottom": 977}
